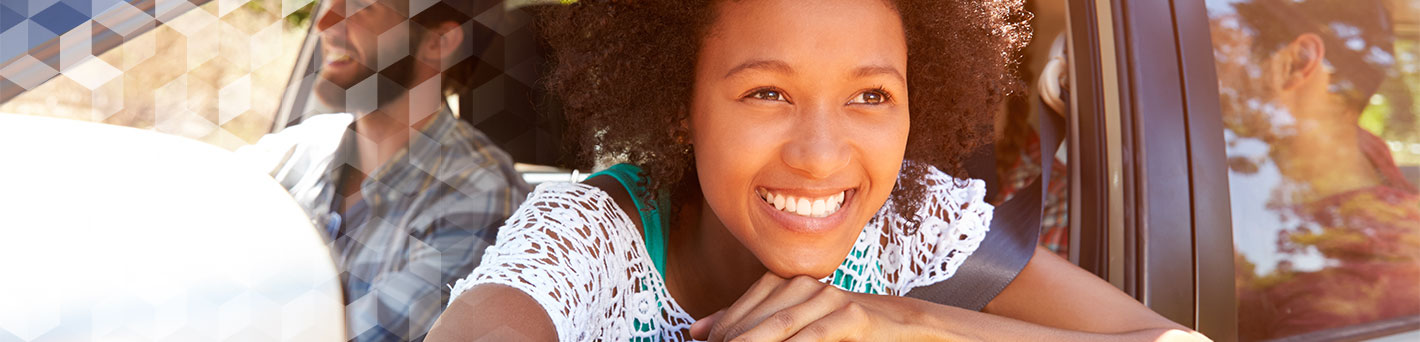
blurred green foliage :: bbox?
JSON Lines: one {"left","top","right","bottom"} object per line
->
{"left": 241, "top": 0, "right": 317, "bottom": 29}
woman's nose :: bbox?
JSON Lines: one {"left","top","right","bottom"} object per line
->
{"left": 781, "top": 104, "right": 851, "bottom": 180}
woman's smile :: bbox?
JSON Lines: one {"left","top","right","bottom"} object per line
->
{"left": 752, "top": 186, "right": 859, "bottom": 233}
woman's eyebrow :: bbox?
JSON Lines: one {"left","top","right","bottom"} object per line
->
{"left": 724, "top": 59, "right": 794, "bottom": 79}
{"left": 854, "top": 65, "right": 905, "bottom": 83}
{"left": 723, "top": 60, "right": 905, "bottom": 84}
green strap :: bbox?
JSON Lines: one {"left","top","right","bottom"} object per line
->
{"left": 588, "top": 164, "right": 670, "bottom": 278}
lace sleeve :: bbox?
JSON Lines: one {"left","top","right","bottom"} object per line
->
{"left": 881, "top": 165, "right": 994, "bottom": 294}
{"left": 447, "top": 182, "right": 641, "bottom": 341}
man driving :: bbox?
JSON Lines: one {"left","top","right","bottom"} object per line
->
{"left": 237, "top": 0, "right": 529, "bottom": 340}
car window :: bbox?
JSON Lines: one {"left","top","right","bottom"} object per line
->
{"left": 0, "top": 0, "right": 317, "bottom": 150}
{"left": 1204, "top": 0, "right": 1420, "bottom": 340}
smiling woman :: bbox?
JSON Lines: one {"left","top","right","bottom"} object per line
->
{"left": 425, "top": 0, "right": 1209, "bottom": 341}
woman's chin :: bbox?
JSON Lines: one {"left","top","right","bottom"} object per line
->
{"left": 742, "top": 217, "right": 866, "bottom": 280}
{"left": 757, "top": 248, "right": 851, "bottom": 280}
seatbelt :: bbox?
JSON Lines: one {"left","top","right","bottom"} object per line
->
{"left": 906, "top": 95, "right": 1066, "bottom": 311}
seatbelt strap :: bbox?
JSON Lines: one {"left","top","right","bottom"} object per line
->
{"left": 906, "top": 94, "right": 1066, "bottom": 311}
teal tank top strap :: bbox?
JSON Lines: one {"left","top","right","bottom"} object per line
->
{"left": 586, "top": 164, "right": 671, "bottom": 278}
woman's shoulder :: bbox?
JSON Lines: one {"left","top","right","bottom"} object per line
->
{"left": 479, "top": 180, "right": 645, "bottom": 254}
{"left": 875, "top": 164, "right": 994, "bottom": 293}
{"left": 888, "top": 163, "right": 993, "bottom": 221}
{"left": 523, "top": 181, "right": 617, "bottom": 209}
{"left": 457, "top": 181, "right": 630, "bottom": 274}
{"left": 449, "top": 180, "right": 661, "bottom": 339}
{"left": 918, "top": 163, "right": 988, "bottom": 198}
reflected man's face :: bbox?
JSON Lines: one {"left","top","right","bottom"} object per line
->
{"left": 1211, "top": 16, "right": 1359, "bottom": 143}
{"left": 1211, "top": 16, "right": 1297, "bottom": 142}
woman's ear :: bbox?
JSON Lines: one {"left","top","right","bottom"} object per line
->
{"left": 419, "top": 22, "right": 464, "bottom": 66}
{"left": 1282, "top": 33, "right": 1326, "bottom": 90}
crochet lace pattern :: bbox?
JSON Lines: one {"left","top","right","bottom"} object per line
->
{"left": 449, "top": 165, "right": 992, "bottom": 341}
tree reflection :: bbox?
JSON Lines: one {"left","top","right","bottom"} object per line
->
{"left": 1207, "top": 0, "right": 1420, "bottom": 340}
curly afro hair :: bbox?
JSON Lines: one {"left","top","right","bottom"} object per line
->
{"left": 532, "top": 0, "right": 1030, "bottom": 222}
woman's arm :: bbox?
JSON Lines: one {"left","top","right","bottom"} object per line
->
{"left": 694, "top": 247, "right": 1211, "bottom": 341}
{"left": 427, "top": 284, "right": 557, "bottom": 342}
{"left": 910, "top": 247, "right": 1209, "bottom": 341}
{"left": 983, "top": 247, "right": 1198, "bottom": 336}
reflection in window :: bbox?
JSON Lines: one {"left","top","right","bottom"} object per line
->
{"left": 1206, "top": 0, "right": 1420, "bottom": 340}
{"left": 0, "top": 0, "right": 316, "bottom": 150}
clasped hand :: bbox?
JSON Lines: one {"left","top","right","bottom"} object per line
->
{"left": 688, "top": 272, "right": 935, "bottom": 342}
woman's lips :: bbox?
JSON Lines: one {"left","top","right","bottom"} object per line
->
{"left": 753, "top": 187, "right": 856, "bottom": 233}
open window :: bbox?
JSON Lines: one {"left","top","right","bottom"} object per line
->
{"left": 0, "top": 0, "right": 318, "bottom": 150}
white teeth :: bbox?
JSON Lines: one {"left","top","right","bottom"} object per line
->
{"left": 759, "top": 189, "right": 848, "bottom": 218}
{"left": 795, "top": 198, "right": 811, "bottom": 216}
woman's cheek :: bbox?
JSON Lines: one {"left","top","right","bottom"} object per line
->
{"left": 692, "top": 105, "right": 771, "bottom": 218}
{"left": 863, "top": 111, "right": 910, "bottom": 214}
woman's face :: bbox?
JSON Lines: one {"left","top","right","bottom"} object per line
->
{"left": 691, "top": 0, "right": 910, "bottom": 278}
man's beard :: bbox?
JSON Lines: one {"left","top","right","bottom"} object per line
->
{"left": 313, "top": 34, "right": 422, "bottom": 116}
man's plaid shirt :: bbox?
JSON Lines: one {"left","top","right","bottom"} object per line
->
{"left": 240, "top": 109, "right": 528, "bottom": 341}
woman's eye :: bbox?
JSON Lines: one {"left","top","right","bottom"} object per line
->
{"left": 748, "top": 89, "right": 788, "bottom": 102}
{"left": 850, "top": 90, "right": 890, "bottom": 104}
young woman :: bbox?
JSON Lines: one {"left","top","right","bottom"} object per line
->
{"left": 428, "top": 0, "right": 1210, "bottom": 340}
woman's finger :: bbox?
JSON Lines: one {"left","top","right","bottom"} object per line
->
{"left": 690, "top": 310, "right": 725, "bottom": 340}
{"left": 725, "top": 285, "right": 849, "bottom": 342}
{"left": 708, "top": 273, "right": 786, "bottom": 342}
{"left": 782, "top": 302, "right": 872, "bottom": 342}
{"left": 715, "top": 276, "right": 838, "bottom": 341}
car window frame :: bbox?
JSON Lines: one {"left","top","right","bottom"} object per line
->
{"left": 1063, "top": 0, "right": 1111, "bottom": 284}
{"left": 1109, "top": 0, "right": 1235, "bottom": 333}
{"left": 1065, "top": 0, "right": 1238, "bottom": 338}
{"left": 270, "top": 3, "right": 325, "bottom": 133}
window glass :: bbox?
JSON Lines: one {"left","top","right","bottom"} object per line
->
{"left": 1205, "top": 0, "right": 1420, "bottom": 340}
{"left": 0, "top": 0, "right": 316, "bottom": 150}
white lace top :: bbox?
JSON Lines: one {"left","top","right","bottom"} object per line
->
{"left": 449, "top": 166, "right": 993, "bottom": 341}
